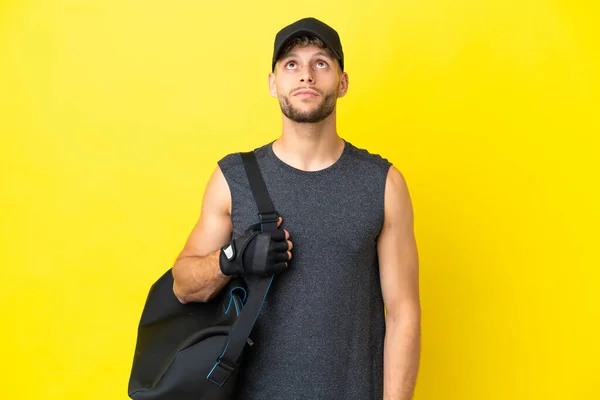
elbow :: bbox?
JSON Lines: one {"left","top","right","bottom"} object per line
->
{"left": 172, "top": 282, "right": 190, "bottom": 304}
{"left": 172, "top": 281, "right": 213, "bottom": 304}
{"left": 171, "top": 266, "right": 196, "bottom": 304}
{"left": 386, "top": 302, "right": 421, "bottom": 327}
{"left": 171, "top": 267, "right": 187, "bottom": 303}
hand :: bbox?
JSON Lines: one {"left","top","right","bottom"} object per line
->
{"left": 219, "top": 217, "right": 293, "bottom": 277}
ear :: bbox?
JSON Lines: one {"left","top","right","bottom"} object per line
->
{"left": 337, "top": 71, "right": 349, "bottom": 98}
{"left": 268, "top": 72, "right": 278, "bottom": 98}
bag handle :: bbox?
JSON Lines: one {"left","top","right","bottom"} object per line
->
{"left": 207, "top": 150, "right": 279, "bottom": 386}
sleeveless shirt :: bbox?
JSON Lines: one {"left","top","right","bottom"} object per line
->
{"left": 217, "top": 139, "right": 392, "bottom": 400}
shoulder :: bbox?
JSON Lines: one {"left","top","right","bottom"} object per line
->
{"left": 216, "top": 142, "right": 271, "bottom": 175}
{"left": 344, "top": 141, "right": 396, "bottom": 195}
{"left": 382, "top": 165, "right": 413, "bottom": 230}
{"left": 343, "top": 141, "right": 411, "bottom": 216}
{"left": 344, "top": 140, "right": 393, "bottom": 174}
{"left": 344, "top": 141, "right": 406, "bottom": 183}
{"left": 385, "top": 165, "right": 410, "bottom": 202}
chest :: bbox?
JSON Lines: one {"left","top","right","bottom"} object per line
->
{"left": 231, "top": 175, "right": 384, "bottom": 256}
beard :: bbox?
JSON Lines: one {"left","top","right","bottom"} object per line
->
{"left": 278, "top": 89, "right": 338, "bottom": 123}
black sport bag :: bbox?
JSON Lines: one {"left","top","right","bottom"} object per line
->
{"left": 128, "top": 151, "right": 279, "bottom": 399}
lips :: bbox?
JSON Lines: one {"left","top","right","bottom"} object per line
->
{"left": 293, "top": 89, "right": 320, "bottom": 97}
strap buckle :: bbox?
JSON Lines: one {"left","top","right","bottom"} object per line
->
{"left": 207, "top": 358, "right": 237, "bottom": 387}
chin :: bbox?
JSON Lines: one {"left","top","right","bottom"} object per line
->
{"left": 295, "top": 100, "right": 322, "bottom": 109}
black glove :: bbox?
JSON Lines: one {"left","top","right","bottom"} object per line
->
{"left": 219, "top": 224, "right": 290, "bottom": 277}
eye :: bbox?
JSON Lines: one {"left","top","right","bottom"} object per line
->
{"left": 316, "top": 61, "right": 328, "bottom": 68}
{"left": 285, "top": 61, "right": 297, "bottom": 69}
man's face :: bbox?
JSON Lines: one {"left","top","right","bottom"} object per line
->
{"left": 269, "top": 45, "right": 348, "bottom": 123}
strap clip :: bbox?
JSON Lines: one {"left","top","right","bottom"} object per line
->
{"left": 207, "top": 358, "right": 237, "bottom": 387}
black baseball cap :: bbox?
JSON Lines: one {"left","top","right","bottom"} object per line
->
{"left": 272, "top": 17, "right": 344, "bottom": 72}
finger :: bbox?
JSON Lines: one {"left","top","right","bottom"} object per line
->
{"left": 287, "top": 240, "right": 293, "bottom": 250}
{"left": 269, "top": 229, "right": 286, "bottom": 241}
{"left": 271, "top": 240, "right": 289, "bottom": 252}
{"left": 277, "top": 216, "right": 283, "bottom": 227}
{"left": 273, "top": 262, "right": 288, "bottom": 273}
{"left": 287, "top": 250, "right": 292, "bottom": 261}
{"left": 272, "top": 251, "right": 290, "bottom": 263}
{"left": 284, "top": 229, "right": 290, "bottom": 240}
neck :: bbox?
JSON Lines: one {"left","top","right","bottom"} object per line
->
{"left": 273, "top": 111, "right": 345, "bottom": 172}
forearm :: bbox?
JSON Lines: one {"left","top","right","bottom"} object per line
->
{"left": 172, "top": 249, "right": 231, "bottom": 303}
{"left": 383, "top": 311, "right": 421, "bottom": 400}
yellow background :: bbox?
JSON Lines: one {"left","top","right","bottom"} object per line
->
{"left": 1, "top": 0, "right": 598, "bottom": 399}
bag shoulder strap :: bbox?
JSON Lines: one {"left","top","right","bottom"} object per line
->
{"left": 240, "top": 151, "right": 279, "bottom": 231}
{"left": 206, "top": 150, "right": 278, "bottom": 386}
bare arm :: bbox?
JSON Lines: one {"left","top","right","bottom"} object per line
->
{"left": 172, "top": 165, "right": 233, "bottom": 304}
{"left": 377, "top": 165, "right": 421, "bottom": 400}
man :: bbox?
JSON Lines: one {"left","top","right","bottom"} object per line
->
{"left": 172, "top": 17, "right": 420, "bottom": 400}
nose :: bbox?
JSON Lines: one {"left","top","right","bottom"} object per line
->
{"left": 299, "top": 65, "right": 314, "bottom": 84}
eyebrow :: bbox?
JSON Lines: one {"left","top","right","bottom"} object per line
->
{"left": 281, "top": 51, "right": 334, "bottom": 61}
